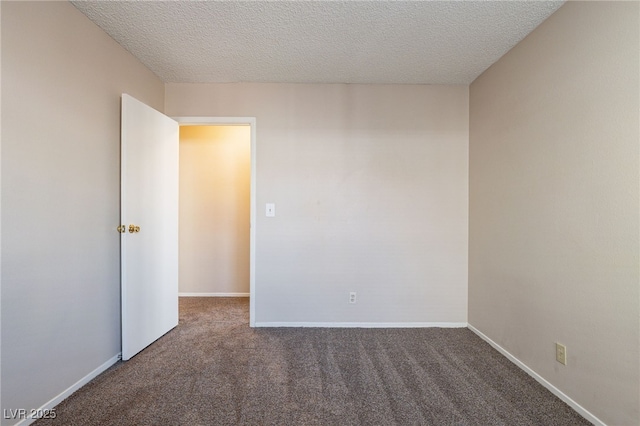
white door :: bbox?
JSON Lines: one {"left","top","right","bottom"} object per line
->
{"left": 121, "top": 94, "right": 179, "bottom": 361}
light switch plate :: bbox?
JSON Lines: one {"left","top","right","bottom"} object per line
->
{"left": 266, "top": 203, "right": 275, "bottom": 217}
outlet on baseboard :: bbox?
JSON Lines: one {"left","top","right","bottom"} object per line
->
{"left": 349, "top": 292, "right": 357, "bottom": 304}
{"left": 556, "top": 342, "right": 567, "bottom": 365}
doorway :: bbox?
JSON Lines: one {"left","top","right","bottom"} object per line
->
{"left": 175, "top": 118, "right": 256, "bottom": 326}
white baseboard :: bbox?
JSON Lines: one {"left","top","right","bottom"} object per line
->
{"left": 179, "top": 292, "right": 249, "bottom": 297}
{"left": 467, "top": 324, "right": 605, "bottom": 426}
{"left": 14, "top": 353, "right": 121, "bottom": 426}
{"left": 255, "top": 321, "right": 468, "bottom": 328}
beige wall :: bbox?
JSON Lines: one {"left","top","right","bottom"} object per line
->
{"left": 1, "top": 2, "right": 164, "bottom": 424}
{"left": 179, "top": 126, "right": 251, "bottom": 294}
{"left": 167, "top": 83, "right": 469, "bottom": 324}
{"left": 469, "top": 2, "right": 639, "bottom": 425}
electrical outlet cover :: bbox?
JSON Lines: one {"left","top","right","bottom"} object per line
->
{"left": 556, "top": 343, "right": 567, "bottom": 365}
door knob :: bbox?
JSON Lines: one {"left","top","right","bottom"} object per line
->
{"left": 128, "top": 224, "right": 140, "bottom": 233}
{"left": 117, "top": 225, "right": 126, "bottom": 233}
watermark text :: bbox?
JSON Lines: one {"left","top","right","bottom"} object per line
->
{"left": 3, "top": 408, "right": 57, "bottom": 420}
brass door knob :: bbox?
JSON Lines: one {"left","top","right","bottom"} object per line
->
{"left": 128, "top": 224, "right": 140, "bottom": 233}
{"left": 117, "top": 225, "right": 126, "bottom": 234}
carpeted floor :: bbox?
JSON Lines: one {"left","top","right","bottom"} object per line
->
{"left": 36, "top": 298, "right": 589, "bottom": 425}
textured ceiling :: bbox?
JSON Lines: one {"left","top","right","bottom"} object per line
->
{"left": 71, "top": 1, "right": 564, "bottom": 85}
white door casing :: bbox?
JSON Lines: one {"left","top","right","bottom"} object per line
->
{"left": 121, "top": 94, "right": 179, "bottom": 360}
{"left": 174, "top": 117, "right": 257, "bottom": 327}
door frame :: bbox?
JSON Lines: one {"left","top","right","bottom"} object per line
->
{"left": 174, "top": 117, "right": 256, "bottom": 327}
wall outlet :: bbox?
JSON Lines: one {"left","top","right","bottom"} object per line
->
{"left": 556, "top": 342, "right": 567, "bottom": 365}
{"left": 349, "top": 292, "right": 357, "bottom": 304}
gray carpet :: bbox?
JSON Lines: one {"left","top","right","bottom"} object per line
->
{"left": 36, "top": 298, "right": 589, "bottom": 425}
